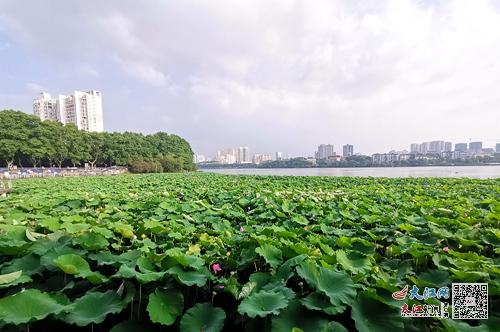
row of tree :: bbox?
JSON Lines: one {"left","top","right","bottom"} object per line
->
{"left": 0, "top": 110, "right": 195, "bottom": 171}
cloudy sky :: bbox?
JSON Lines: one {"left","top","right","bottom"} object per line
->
{"left": 1, "top": 0, "right": 499, "bottom": 157}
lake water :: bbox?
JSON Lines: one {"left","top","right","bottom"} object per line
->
{"left": 201, "top": 165, "right": 500, "bottom": 178}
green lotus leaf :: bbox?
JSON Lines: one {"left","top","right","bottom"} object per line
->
{"left": 300, "top": 292, "right": 346, "bottom": 315}
{"left": 336, "top": 250, "right": 372, "bottom": 274}
{"left": 63, "top": 222, "right": 91, "bottom": 234}
{"left": 272, "top": 300, "right": 330, "bottom": 332}
{"left": 53, "top": 254, "right": 107, "bottom": 284}
{"left": 449, "top": 268, "right": 489, "bottom": 282}
{"left": 440, "top": 318, "right": 490, "bottom": 332}
{"left": 351, "top": 291, "right": 404, "bottom": 332}
{"left": 255, "top": 244, "right": 283, "bottom": 268}
{"left": 39, "top": 217, "right": 61, "bottom": 232}
{"left": 0, "top": 289, "right": 66, "bottom": 324}
{"left": 296, "top": 260, "right": 320, "bottom": 287}
{"left": 321, "top": 321, "right": 350, "bottom": 332}
{"left": 415, "top": 270, "right": 450, "bottom": 287}
{"left": 147, "top": 288, "right": 184, "bottom": 326}
{"left": 164, "top": 248, "right": 205, "bottom": 269}
{"left": 113, "top": 263, "right": 164, "bottom": 284}
{"left": 136, "top": 256, "right": 156, "bottom": 273}
{"left": 110, "top": 320, "right": 153, "bottom": 332}
{"left": 275, "top": 254, "right": 307, "bottom": 282}
{"left": 180, "top": 302, "right": 226, "bottom": 332}
{"left": 297, "top": 261, "right": 356, "bottom": 307}
{"left": 317, "top": 267, "right": 356, "bottom": 307}
{"left": 167, "top": 265, "right": 209, "bottom": 287}
{"left": 238, "top": 289, "right": 290, "bottom": 318}
{"left": 0, "top": 274, "right": 32, "bottom": 289}
{"left": 292, "top": 215, "right": 309, "bottom": 225}
{"left": 65, "top": 290, "right": 127, "bottom": 326}
{"left": 1, "top": 254, "right": 44, "bottom": 276}
{"left": 0, "top": 270, "right": 22, "bottom": 284}
{"left": 54, "top": 254, "right": 91, "bottom": 275}
{"left": 72, "top": 233, "right": 109, "bottom": 250}
{"left": 0, "top": 228, "right": 29, "bottom": 254}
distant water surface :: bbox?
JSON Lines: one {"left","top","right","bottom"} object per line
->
{"left": 201, "top": 165, "right": 500, "bottom": 178}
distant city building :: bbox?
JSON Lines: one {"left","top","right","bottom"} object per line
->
{"left": 454, "top": 143, "right": 468, "bottom": 152}
{"left": 411, "top": 141, "right": 451, "bottom": 154}
{"left": 315, "top": 144, "right": 335, "bottom": 160}
{"left": 419, "top": 142, "right": 429, "bottom": 154}
{"left": 216, "top": 148, "right": 237, "bottom": 164}
{"left": 452, "top": 151, "right": 467, "bottom": 159}
{"left": 496, "top": 143, "right": 500, "bottom": 153}
{"left": 429, "top": 140, "right": 449, "bottom": 153}
{"left": 372, "top": 153, "right": 400, "bottom": 164}
{"left": 33, "top": 92, "right": 58, "bottom": 122}
{"left": 275, "top": 151, "right": 287, "bottom": 161}
{"left": 482, "top": 148, "right": 495, "bottom": 154}
{"left": 342, "top": 144, "right": 354, "bottom": 158}
{"left": 237, "top": 147, "right": 251, "bottom": 163}
{"left": 33, "top": 90, "right": 104, "bottom": 132}
{"left": 252, "top": 154, "right": 272, "bottom": 164}
{"left": 469, "top": 141, "right": 483, "bottom": 153}
{"left": 194, "top": 155, "right": 206, "bottom": 163}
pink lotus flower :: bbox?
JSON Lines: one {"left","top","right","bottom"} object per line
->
{"left": 212, "top": 263, "right": 222, "bottom": 274}
{"left": 239, "top": 226, "right": 244, "bottom": 232}
{"left": 443, "top": 246, "right": 449, "bottom": 253}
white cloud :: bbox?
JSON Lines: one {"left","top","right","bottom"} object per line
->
{"left": 115, "top": 58, "right": 167, "bottom": 87}
{"left": 1, "top": 0, "right": 500, "bottom": 154}
{"left": 25, "top": 82, "right": 44, "bottom": 93}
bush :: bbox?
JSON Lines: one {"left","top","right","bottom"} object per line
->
{"left": 159, "top": 155, "right": 184, "bottom": 173}
{"left": 128, "top": 160, "right": 163, "bottom": 173}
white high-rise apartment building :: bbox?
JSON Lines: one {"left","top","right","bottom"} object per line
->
{"left": 33, "top": 92, "right": 58, "bottom": 121}
{"left": 33, "top": 90, "right": 104, "bottom": 132}
{"left": 316, "top": 144, "right": 335, "bottom": 159}
{"left": 237, "top": 147, "right": 251, "bottom": 163}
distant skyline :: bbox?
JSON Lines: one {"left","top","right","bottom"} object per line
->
{"left": 1, "top": 0, "right": 500, "bottom": 155}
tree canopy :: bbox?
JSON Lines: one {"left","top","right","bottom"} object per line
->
{"left": 0, "top": 110, "right": 195, "bottom": 171}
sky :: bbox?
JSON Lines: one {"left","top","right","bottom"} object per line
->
{"left": 1, "top": 0, "right": 499, "bottom": 157}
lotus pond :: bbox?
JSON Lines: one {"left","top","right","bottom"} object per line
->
{"left": 0, "top": 173, "right": 499, "bottom": 331}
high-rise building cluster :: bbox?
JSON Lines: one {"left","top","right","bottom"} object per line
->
{"left": 205, "top": 147, "right": 287, "bottom": 165}
{"left": 33, "top": 91, "right": 104, "bottom": 132}
{"left": 275, "top": 151, "right": 287, "bottom": 161}
{"left": 411, "top": 140, "right": 487, "bottom": 155}
{"left": 373, "top": 139, "right": 496, "bottom": 164}
{"left": 314, "top": 144, "right": 354, "bottom": 161}
{"left": 315, "top": 144, "right": 335, "bottom": 160}
{"left": 215, "top": 147, "right": 252, "bottom": 164}
{"left": 343, "top": 144, "right": 354, "bottom": 158}
{"left": 410, "top": 141, "right": 452, "bottom": 154}
{"left": 252, "top": 154, "right": 273, "bottom": 164}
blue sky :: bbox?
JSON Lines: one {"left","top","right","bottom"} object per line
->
{"left": 1, "top": 0, "right": 500, "bottom": 157}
